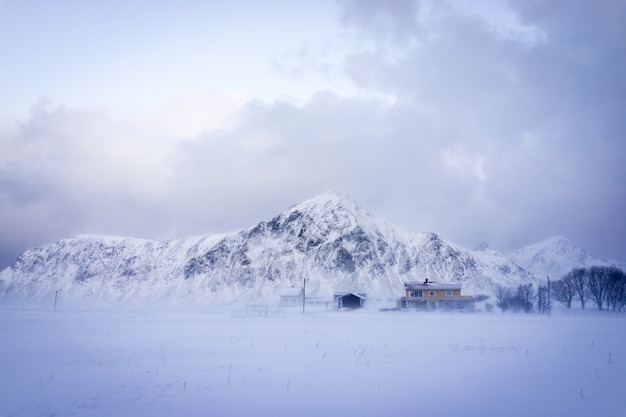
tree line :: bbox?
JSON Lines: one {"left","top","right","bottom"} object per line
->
{"left": 494, "top": 266, "right": 626, "bottom": 313}
{"left": 552, "top": 266, "right": 626, "bottom": 311}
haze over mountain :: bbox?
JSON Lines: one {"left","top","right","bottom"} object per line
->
{"left": 0, "top": 192, "right": 620, "bottom": 305}
{"left": 508, "top": 236, "right": 623, "bottom": 280}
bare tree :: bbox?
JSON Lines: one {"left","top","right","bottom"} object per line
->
{"left": 557, "top": 266, "right": 625, "bottom": 311}
{"left": 605, "top": 266, "right": 626, "bottom": 312}
{"left": 569, "top": 268, "right": 588, "bottom": 309}
{"left": 552, "top": 273, "right": 577, "bottom": 309}
{"left": 494, "top": 285, "right": 513, "bottom": 312}
{"left": 586, "top": 266, "right": 612, "bottom": 310}
{"left": 495, "top": 284, "right": 536, "bottom": 313}
{"left": 510, "top": 283, "right": 535, "bottom": 313}
{"left": 536, "top": 284, "right": 550, "bottom": 314}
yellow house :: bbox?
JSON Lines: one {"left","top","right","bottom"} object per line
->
{"left": 398, "top": 279, "right": 474, "bottom": 310}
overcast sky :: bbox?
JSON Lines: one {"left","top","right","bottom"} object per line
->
{"left": 1, "top": 0, "right": 625, "bottom": 270}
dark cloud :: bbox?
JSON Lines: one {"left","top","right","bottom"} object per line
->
{"left": 333, "top": 0, "right": 626, "bottom": 259}
{"left": 0, "top": 101, "right": 175, "bottom": 267}
{"left": 339, "top": 0, "right": 422, "bottom": 44}
{"left": 1, "top": 0, "right": 624, "bottom": 270}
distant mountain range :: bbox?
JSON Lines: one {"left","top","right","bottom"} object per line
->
{"left": 508, "top": 236, "right": 621, "bottom": 280}
{"left": 0, "top": 192, "right": 622, "bottom": 305}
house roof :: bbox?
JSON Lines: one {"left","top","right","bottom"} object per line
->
{"left": 404, "top": 281, "right": 463, "bottom": 291}
{"left": 333, "top": 292, "right": 367, "bottom": 300}
{"left": 279, "top": 287, "right": 303, "bottom": 297}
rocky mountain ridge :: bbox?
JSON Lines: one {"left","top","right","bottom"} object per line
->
{"left": 0, "top": 192, "right": 619, "bottom": 305}
{"left": 508, "top": 235, "right": 622, "bottom": 280}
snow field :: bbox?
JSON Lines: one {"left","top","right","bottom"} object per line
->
{"left": 1, "top": 307, "right": 625, "bottom": 416}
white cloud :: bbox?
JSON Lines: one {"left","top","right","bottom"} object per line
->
{"left": 134, "top": 90, "right": 249, "bottom": 139}
{"left": 442, "top": 144, "right": 486, "bottom": 182}
{"left": 449, "top": 0, "right": 547, "bottom": 47}
{"left": 1, "top": 0, "right": 625, "bottom": 268}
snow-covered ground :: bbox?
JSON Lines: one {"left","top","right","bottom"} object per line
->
{"left": 1, "top": 304, "right": 625, "bottom": 417}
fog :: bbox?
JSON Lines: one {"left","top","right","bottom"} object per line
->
{"left": 2, "top": 305, "right": 624, "bottom": 416}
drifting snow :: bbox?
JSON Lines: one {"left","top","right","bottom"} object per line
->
{"left": 1, "top": 305, "right": 624, "bottom": 416}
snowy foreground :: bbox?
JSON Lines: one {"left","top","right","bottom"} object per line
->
{"left": 1, "top": 305, "right": 625, "bottom": 417}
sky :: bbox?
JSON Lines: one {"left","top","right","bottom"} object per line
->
{"left": 1, "top": 0, "right": 625, "bottom": 270}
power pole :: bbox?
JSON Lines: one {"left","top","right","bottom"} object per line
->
{"left": 54, "top": 289, "right": 62, "bottom": 312}
{"left": 302, "top": 278, "right": 307, "bottom": 314}
{"left": 547, "top": 276, "right": 551, "bottom": 317}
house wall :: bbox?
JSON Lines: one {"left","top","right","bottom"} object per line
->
{"left": 404, "top": 289, "right": 472, "bottom": 301}
{"left": 397, "top": 298, "right": 475, "bottom": 311}
{"left": 398, "top": 287, "right": 474, "bottom": 310}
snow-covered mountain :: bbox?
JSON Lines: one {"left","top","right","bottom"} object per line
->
{"left": 180, "top": 192, "right": 532, "bottom": 300}
{"left": 0, "top": 192, "right": 609, "bottom": 305}
{"left": 509, "top": 236, "right": 623, "bottom": 280}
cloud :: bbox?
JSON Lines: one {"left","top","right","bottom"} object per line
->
{"left": 335, "top": 0, "right": 626, "bottom": 256}
{"left": 271, "top": 43, "right": 337, "bottom": 79}
{"left": 339, "top": 0, "right": 422, "bottom": 45}
{"left": 442, "top": 144, "right": 486, "bottom": 182}
{"left": 0, "top": 92, "right": 248, "bottom": 264}
{"left": 139, "top": 90, "right": 248, "bottom": 139}
{"left": 1, "top": 0, "right": 625, "bottom": 269}
{"left": 163, "top": 92, "right": 398, "bottom": 228}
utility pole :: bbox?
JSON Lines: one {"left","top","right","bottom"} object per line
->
{"left": 547, "top": 276, "right": 551, "bottom": 317}
{"left": 302, "top": 278, "right": 307, "bottom": 314}
{"left": 54, "top": 289, "right": 62, "bottom": 312}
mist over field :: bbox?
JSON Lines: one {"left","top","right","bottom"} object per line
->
{"left": 1, "top": 305, "right": 625, "bottom": 416}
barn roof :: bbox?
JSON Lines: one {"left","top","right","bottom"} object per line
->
{"left": 333, "top": 292, "right": 367, "bottom": 300}
{"left": 404, "top": 281, "right": 463, "bottom": 291}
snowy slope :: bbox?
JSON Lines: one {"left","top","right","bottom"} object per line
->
{"left": 181, "top": 191, "right": 534, "bottom": 299}
{"left": 509, "top": 236, "right": 624, "bottom": 280}
{"left": 0, "top": 234, "right": 227, "bottom": 303}
{"left": 0, "top": 192, "right": 603, "bottom": 305}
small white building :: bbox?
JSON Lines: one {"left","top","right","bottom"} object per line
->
{"left": 279, "top": 287, "right": 304, "bottom": 305}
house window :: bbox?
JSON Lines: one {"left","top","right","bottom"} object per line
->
{"left": 446, "top": 290, "right": 453, "bottom": 296}
{"left": 429, "top": 291, "right": 435, "bottom": 296}
{"left": 409, "top": 290, "right": 423, "bottom": 298}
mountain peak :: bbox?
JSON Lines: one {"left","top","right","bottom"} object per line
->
{"left": 516, "top": 236, "right": 581, "bottom": 257}
{"left": 474, "top": 241, "right": 491, "bottom": 251}
{"left": 284, "top": 191, "right": 375, "bottom": 229}
{"left": 308, "top": 190, "right": 351, "bottom": 203}
{"left": 510, "top": 236, "right": 604, "bottom": 279}
{"left": 294, "top": 191, "right": 365, "bottom": 213}
{"left": 541, "top": 236, "right": 574, "bottom": 247}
